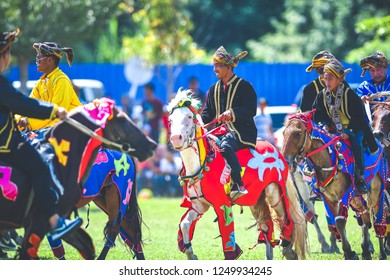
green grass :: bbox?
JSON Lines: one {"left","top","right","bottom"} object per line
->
{"left": 13, "top": 197, "right": 385, "bottom": 260}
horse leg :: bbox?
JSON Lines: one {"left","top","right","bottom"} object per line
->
{"left": 311, "top": 215, "right": 332, "bottom": 253}
{"left": 94, "top": 185, "right": 121, "bottom": 260}
{"left": 291, "top": 170, "right": 331, "bottom": 253}
{"left": 368, "top": 176, "right": 387, "bottom": 260}
{"left": 250, "top": 192, "right": 275, "bottom": 260}
{"left": 335, "top": 204, "right": 358, "bottom": 260}
{"left": 329, "top": 230, "right": 341, "bottom": 254}
{"left": 214, "top": 203, "right": 243, "bottom": 260}
{"left": 265, "top": 182, "right": 297, "bottom": 260}
{"left": 178, "top": 208, "right": 203, "bottom": 260}
{"left": 119, "top": 218, "right": 145, "bottom": 260}
{"left": 118, "top": 193, "right": 145, "bottom": 260}
{"left": 62, "top": 228, "right": 96, "bottom": 259}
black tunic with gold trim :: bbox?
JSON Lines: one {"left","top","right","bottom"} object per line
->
{"left": 201, "top": 74, "right": 257, "bottom": 148}
{"left": 0, "top": 75, "right": 57, "bottom": 152}
{"left": 312, "top": 83, "right": 377, "bottom": 152}
{"left": 301, "top": 78, "right": 351, "bottom": 112}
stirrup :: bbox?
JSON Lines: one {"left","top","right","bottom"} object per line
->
{"left": 230, "top": 183, "right": 248, "bottom": 200}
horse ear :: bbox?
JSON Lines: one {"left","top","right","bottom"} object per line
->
{"left": 306, "top": 109, "right": 316, "bottom": 121}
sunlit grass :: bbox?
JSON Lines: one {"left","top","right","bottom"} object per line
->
{"left": 11, "top": 197, "right": 385, "bottom": 260}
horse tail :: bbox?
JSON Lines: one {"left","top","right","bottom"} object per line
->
{"left": 286, "top": 172, "right": 308, "bottom": 260}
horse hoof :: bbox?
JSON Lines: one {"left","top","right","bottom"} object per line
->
{"left": 224, "top": 245, "right": 243, "bottom": 260}
{"left": 379, "top": 253, "right": 387, "bottom": 260}
{"left": 321, "top": 244, "right": 332, "bottom": 254}
{"left": 282, "top": 247, "right": 298, "bottom": 260}
{"left": 330, "top": 246, "right": 341, "bottom": 254}
{"left": 344, "top": 251, "right": 359, "bottom": 260}
{"left": 136, "top": 253, "right": 145, "bottom": 260}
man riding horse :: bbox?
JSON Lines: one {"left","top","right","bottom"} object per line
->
{"left": 201, "top": 46, "right": 258, "bottom": 200}
{"left": 0, "top": 28, "right": 82, "bottom": 247}
{"left": 312, "top": 58, "right": 379, "bottom": 195}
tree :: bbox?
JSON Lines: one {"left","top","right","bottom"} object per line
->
{"left": 185, "top": 0, "right": 284, "bottom": 55}
{"left": 247, "top": 0, "right": 389, "bottom": 62}
{"left": 0, "top": 0, "right": 120, "bottom": 93}
{"left": 120, "top": 0, "right": 206, "bottom": 101}
{"left": 346, "top": 15, "right": 390, "bottom": 63}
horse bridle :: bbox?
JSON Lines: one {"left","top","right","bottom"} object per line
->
{"left": 287, "top": 118, "right": 310, "bottom": 164}
{"left": 63, "top": 117, "right": 135, "bottom": 153}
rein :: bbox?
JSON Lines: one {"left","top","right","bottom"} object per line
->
{"left": 306, "top": 135, "right": 342, "bottom": 158}
{"left": 63, "top": 117, "right": 135, "bottom": 153}
{"left": 194, "top": 121, "right": 230, "bottom": 141}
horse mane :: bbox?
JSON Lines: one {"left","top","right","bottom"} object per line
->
{"left": 167, "top": 87, "right": 202, "bottom": 114}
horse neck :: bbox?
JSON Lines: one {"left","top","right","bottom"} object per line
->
{"left": 180, "top": 145, "right": 201, "bottom": 175}
{"left": 306, "top": 131, "right": 333, "bottom": 170}
{"left": 179, "top": 126, "right": 208, "bottom": 176}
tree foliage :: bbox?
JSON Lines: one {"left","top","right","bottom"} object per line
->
{"left": 346, "top": 15, "right": 390, "bottom": 62}
{"left": 247, "top": 0, "right": 389, "bottom": 62}
{"left": 119, "top": 0, "right": 206, "bottom": 100}
{"left": 185, "top": 0, "right": 284, "bottom": 56}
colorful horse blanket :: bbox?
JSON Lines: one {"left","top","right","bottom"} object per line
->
{"left": 308, "top": 123, "right": 388, "bottom": 237}
{"left": 83, "top": 148, "right": 135, "bottom": 217}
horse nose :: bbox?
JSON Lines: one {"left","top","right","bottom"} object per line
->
{"left": 170, "top": 134, "right": 183, "bottom": 146}
{"left": 373, "top": 130, "right": 385, "bottom": 142}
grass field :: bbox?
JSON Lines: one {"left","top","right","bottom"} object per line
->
{"left": 10, "top": 197, "right": 386, "bottom": 260}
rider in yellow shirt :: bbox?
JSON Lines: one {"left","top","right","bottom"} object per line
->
{"left": 17, "top": 42, "right": 82, "bottom": 131}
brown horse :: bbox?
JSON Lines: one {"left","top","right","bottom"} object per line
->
{"left": 47, "top": 149, "right": 146, "bottom": 260}
{"left": 371, "top": 101, "right": 390, "bottom": 253}
{"left": 282, "top": 110, "right": 388, "bottom": 260}
{"left": 0, "top": 98, "right": 156, "bottom": 259}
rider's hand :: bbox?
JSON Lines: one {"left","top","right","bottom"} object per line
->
{"left": 323, "top": 125, "right": 329, "bottom": 132}
{"left": 56, "top": 107, "right": 68, "bottom": 120}
{"left": 218, "top": 110, "right": 232, "bottom": 123}
{"left": 340, "top": 133, "right": 349, "bottom": 140}
{"left": 17, "top": 117, "right": 28, "bottom": 128}
{"left": 361, "top": 95, "right": 369, "bottom": 103}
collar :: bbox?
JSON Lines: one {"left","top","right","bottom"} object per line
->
{"left": 40, "top": 67, "right": 60, "bottom": 80}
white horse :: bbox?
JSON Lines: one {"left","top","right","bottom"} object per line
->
{"left": 167, "top": 88, "right": 307, "bottom": 260}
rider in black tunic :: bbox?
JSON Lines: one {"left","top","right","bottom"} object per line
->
{"left": 201, "top": 46, "right": 257, "bottom": 200}
{"left": 0, "top": 29, "right": 82, "bottom": 241}
{"left": 312, "top": 58, "right": 378, "bottom": 195}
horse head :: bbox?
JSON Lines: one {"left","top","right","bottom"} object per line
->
{"left": 167, "top": 88, "right": 203, "bottom": 150}
{"left": 77, "top": 98, "right": 157, "bottom": 162}
{"left": 372, "top": 103, "right": 390, "bottom": 147}
{"left": 281, "top": 110, "right": 315, "bottom": 169}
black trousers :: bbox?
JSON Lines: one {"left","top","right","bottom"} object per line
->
{"left": 0, "top": 132, "right": 56, "bottom": 220}
{"left": 219, "top": 131, "right": 246, "bottom": 186}
{"left": 347, "top": 131, "right": 365, "bottom": 178}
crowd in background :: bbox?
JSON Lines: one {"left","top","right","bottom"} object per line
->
{"left": 125, "top": 76, "right": 206, "bottom": 197}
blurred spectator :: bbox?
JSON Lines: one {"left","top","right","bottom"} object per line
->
{"left": 253, "top": 98, "right": 274, "bottom": 144}
{"left": 155, "top": 148, "right": 182, "bottom": 197}
{"left": 136, "top": 143, "right": 165, "bottom": 196}
{"left": 188, "top": 76, "right": 206, "bottom": 111}
{"left": 120, "top": 94, "right": 133, "bottom": 118}
{"left": 141, "top": 82, "right": 163, "bottom": 143}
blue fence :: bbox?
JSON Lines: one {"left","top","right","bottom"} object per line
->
{"left": 6, "top": 61, "right": 365, "bottom": 107}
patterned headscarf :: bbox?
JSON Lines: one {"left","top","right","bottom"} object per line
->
{"left": 324, "top": 58, "right": 352, "bottom": 79}
{"left": 0, "top": 28, "right": 20, "bottom": 54}
{"left": 306, "top": 50, "right": 335, "bottom": 72}
{"left": 33, "top": 42, "right": 74, "bottom": 66}
{"left": 360, "top": 51, "right": 389, "bottom": 77}
{"left": 212, "top": 46, "right": 248, "bottom": 68}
